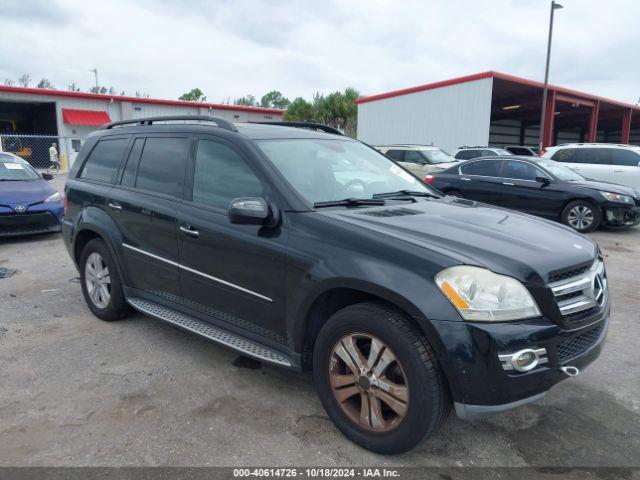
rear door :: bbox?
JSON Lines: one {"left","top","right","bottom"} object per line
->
{"left": 107, "top": 134, "right": 189, "bottom": 297}
{"left": 610, "top": 148, "right": 640, "bottom": 189}
{"left": 176, "top": 136, "right": 288, "bottom": 343}
{"left": 457, "top": 159, "right": 506, "bottom": 204}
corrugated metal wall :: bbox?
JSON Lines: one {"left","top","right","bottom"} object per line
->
{"left": 357, "top": 78, "right": 493, "bottom": 153}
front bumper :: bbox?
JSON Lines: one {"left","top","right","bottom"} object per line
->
{"left": 428, "top": 302, "right": 609, "bottom": 420}
{"left": 0, "top": 205, "right": 63, "bottom": 237}
{"left": 602, "top": 205, "right": 640, "bottom": 227}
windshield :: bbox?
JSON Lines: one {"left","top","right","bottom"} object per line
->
{"left": 0, "top": 161, "right": 40, "bottom": 181}
{"left": 494, "top": 148, "right": 513, "bottom": 156}
{"left": 538, "top": 159, "right": 584, "bottom": 181}
{"left": 257, "top": 139, "right": 435, "bottom": 204}
{"left": 422, "top": 149, "right": 456, "bottom": 164}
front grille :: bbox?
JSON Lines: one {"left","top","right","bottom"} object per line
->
{"left": 550, "top": 259, "right": 607, "bottom": 319}
{"left": 556, "top": 324, "right": 604, "bottom": 363}
{"left": 549, "top": 262, "right": 592, "bottom": 283}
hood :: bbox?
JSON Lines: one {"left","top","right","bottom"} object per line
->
{"left": 0, "top": 179, "right": 56, "bottom": 208}
{"left": 568, "top": 179, "right": 638, "bottom": 197}
{"left": 318, "top": 198, "right": 597, "bottom": 286}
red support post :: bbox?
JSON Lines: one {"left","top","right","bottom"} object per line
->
{"left": 587, "top": 100, "right": 600, "bottom": 142}
{"left": 621, "top": 109, "right": 632, "bottom": 144}
{"left": 541, "top": 90, "right": 556, "bottom": 149}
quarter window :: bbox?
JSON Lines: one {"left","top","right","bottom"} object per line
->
{"left": 460, "top": 160, "right": 503, "bottom": 177}
{"left": 135, "top": 137, "right": 188, "bottom": 196}
{"left": 385, "top": 150, "right": 404, "bottom": 161}
{"left": 192, "top": 140, "right": 263, "bottom": 209}
{"left": 79, "top": 138, "right": 129, "bottom": 183}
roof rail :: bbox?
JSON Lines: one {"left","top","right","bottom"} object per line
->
{"left": 102, "top": 115, "right": 238, "bottom": 132}
{"left": 252, "top": 121, "right": 343, "bottom": 136}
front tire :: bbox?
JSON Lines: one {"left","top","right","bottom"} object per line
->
{"left": 313, "top": 302, "right": 450, "bottom": 454}
{"left": 79, "top": 238, "right": 130, "bottom": 321}
{"left": 561, "top": 200, "right": 601, "bottom": 233}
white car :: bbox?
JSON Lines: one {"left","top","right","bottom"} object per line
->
{"left": 376, "top": 145, "right": 459, "bottom": 179}
{"left": 0, "top": 152, "right": 30, "bottom": 165}
{"left": 541, "top": 143, "right": 640, "bottom": 189}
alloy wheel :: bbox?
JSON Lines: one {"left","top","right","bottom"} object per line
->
{"left": 567, "top": 205, "right": 594, "bottom": 230}
{"left": 85, "top": 252, "right": 111, "bottom": 309}
{"left": 329, "top": 333, "right": 409, "bottom": 432}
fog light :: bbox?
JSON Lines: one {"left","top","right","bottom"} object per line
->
{"left": 498, "top": 348, "right": 547, "bottom": 372}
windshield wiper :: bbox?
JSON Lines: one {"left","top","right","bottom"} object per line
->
{"left": 373, "top": 189, "right": 440, "bottom": 199}
{"left": 314, "top": 198, "right": 386, "bottom": 208}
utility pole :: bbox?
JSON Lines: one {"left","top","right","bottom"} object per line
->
{"left": 539, "top": 1, "right": 563, "bottom": 150}
{"left": 90, "top": 68, "right": 99, "bottom": 91}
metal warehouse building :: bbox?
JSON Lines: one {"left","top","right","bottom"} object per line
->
{"left": 0, "top": 86, "right": 283, "bottom": 168}
{"left": 357, "top": 71, "right": 640, "bottom": 153}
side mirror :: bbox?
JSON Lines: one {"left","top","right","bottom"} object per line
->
{"left": 228, "top": 197, "right": 278, "bottom": 227}
{"left": 42, "top": 173, "right": 54, "bottom": 181}
{"left": 536, "top": 176, "right": 551, "bottom": 185}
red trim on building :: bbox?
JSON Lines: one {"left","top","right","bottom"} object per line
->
{"left": 587, "top": 100, "right": 600, "bottom": 143}
{"left": 0, "top": 85, "right": 285, "bottom": 115}
{"left": 62, "top": 108, "right": 111, "bottom": 126}
{"left": 621, "top": 109, "right": 632, "bottom": 144}
{"left": 356, "top": 71, "right": 640, "bottom": 112}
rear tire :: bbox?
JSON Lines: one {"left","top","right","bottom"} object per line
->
{"left": 446, "top": 189, "right": 464, "bottom": 198}
{"left": 561, "top": 200, "right": 601, "bottom": 233}
{"left": 79, "top": 238, "right": 130, "bottom": 321}
{"left": 313, "top": 302, "right": 450, "bottom": 454}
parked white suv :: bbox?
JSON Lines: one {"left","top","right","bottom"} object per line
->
{"left": 376, "top": 145, "right": 459, "bottom": 178}
{"left": 541, "top": 143, "right": 640, "bottom": 189}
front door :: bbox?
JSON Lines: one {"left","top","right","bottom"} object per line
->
{"left": 500, "top": 160, "right": 561, "bottom": 217}
{"left": 177, "top": 136, "right": 288, "bottom": 344}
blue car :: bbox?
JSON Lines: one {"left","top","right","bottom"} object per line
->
{"left": 0, "top": 153, "right": 64, "bottom": 237}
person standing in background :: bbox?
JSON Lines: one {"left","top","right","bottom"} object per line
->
{"left": 48, "top": 142, "right": 60, "bottom": 173}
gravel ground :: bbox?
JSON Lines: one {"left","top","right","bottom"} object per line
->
{"left": 0, "top": 173, "right": 638, "bottom": 467}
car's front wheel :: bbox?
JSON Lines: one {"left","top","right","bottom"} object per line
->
{"left": 561, "top": 200, "right": 601, "bottom": 233}
{"left": 313, "top": 302, "right": 450, "bottom": 454}
{"left": 79, "top": 238, "right": 130, "bottom": 321}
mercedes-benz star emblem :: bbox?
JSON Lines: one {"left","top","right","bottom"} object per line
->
{"left": 14, "top": 205, "right": 27, "bottom": 213}
{"left": 593, "top": 274, "right": 605, "bottom": 306}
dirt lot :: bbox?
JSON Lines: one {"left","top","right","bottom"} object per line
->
{"left": 0, "top": 174, "right": 639, "bottom": 467}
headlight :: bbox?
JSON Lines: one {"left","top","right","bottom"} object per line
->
{"left": 599, "top": 191, "right": 634, "bottom": 204}
{"left": 45, "top": 192, "right": 62, "bottom": 203}
{"left": 435, "top": 266, "right": 541, "bottom": 322}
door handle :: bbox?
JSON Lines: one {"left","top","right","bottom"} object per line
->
{"left": 502, "top": 182, "right": 515, "bottom": 186}
{"left": 460, "top": 177, "right": 472, "bottom": 181}
{"left": 613, "top": 169, "right": 624, "bottom": 172}
{"left": 179, "top": 224, "right": 200, "bottom": 238}
{"left": 108, "top": 202, "right": 122, "bottom": 211}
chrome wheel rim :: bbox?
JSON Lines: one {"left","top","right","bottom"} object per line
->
{"left": 85, "top": 252, "right": 111, "bottom": 309}
{"left": 567, "top": 205, "right": 594, "bottom": 230}
{"left": 329, "top": 333, "right": 409, "bottom": 432}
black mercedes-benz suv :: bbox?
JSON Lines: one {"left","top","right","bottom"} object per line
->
{"left": 62, "top": 116, "right": 609, "bottom": 454}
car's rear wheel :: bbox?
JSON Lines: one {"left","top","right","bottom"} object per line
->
{"left": 561, "top": 200, "right": 601, "bottom": 233}
{"left": 313, "top": 302, "right": 450, "bottom": 454}
{"left": 79, "top": 238, "right": 130, "bottom": 321}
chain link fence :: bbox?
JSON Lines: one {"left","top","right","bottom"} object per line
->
{"left": 0, "top": 134, "right": 83, "bottom": 170}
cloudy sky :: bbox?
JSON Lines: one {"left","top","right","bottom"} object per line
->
{"left": 1, "top": 0, "right": 638, "bottom": 105}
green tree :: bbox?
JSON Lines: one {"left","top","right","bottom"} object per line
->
{"left": 18, "top": 74, "right": 31, "bottom": 87}
{"left": 179, "top": 88, "right": 206, "bottom": 102}
{"left": 37, "top": 78, "right": 55, "bottom": 89}
{"left": 283, "top": 97, "right": 315, "bottom": 122}
{"left": 234, "top": 95, "right": 257, "bottom": 107}
{"left": 260, "top": 90, "right": 290, "bottom": 109}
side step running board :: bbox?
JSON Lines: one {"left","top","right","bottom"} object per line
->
{"left": 127, "top": 297, "right": 292, "bottom": 367}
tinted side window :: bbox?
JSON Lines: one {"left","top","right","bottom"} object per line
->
{"left": 580, "top": 148, "right": 611, "bottom": 165}
{"left": 79, "top": 138, "right": 129, "bottom": 183}
{"left": 135, "top": 137, "right": 188, "bottom": 196}
{"left": 460, "top": 160, "right": 502, "bottom": 177}
{"left": 192, "top": 140, "right": 263, "bottom": 209}
{"left": 403, "top": 151, "right": 424, "bottom": 164}
{"left": 385, "top": 150, "right": 404, "bottom": 161}
{"left": 503, "top": 160, "right": 543, "bottom": 181}
{"left": 456, "top": 150, "right": 478, "bottom": 160}
{"left": 610, "top": 149, "right": 640, "bottom": 167}
{"left": 120, "top": 138, "right": 145, "bottom": 187}
{"left": 552, "top": 148, "right": 578, "bottom": 163}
